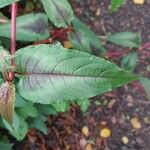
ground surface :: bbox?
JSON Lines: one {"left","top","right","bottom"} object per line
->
{"left": 11, "top": 0, "right": 150, "bottom": 149}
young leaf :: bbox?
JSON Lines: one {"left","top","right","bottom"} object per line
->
{"left": 0, "top": 0, "right": 20, "bottom": 9}
{"left": 0, "top": 13, "right": 50, "bottom": 41}
{"left": 76, "top": 98, "right": 90, "bottom": 113}
{"left": 0, "top": 82, "right": 15, "bottom": 123}
{"left": 41, "top": 0, "right": 74, "bottom": 27}
{"left": 107, "top": 32, "right": 141, "bottom": 48}
{"left": 15, "top": 43, "right": 136, "bottom": 104}
{"left": 51, "top": 101, "right": 70, "bottom": 112}
{"left": 139, "top": 77, "right": 150, "bottom": 100}
{"left": 71, "top": 18, "right": 106, "bottom": 54}
{"left": 121, "top": 51, "right": 138, "bottom": 71}
{"left": 109, "top": 0, "right": 125, "bottom": 13}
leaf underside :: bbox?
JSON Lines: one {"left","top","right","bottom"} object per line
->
{"left": 15, "top": 43, "right": 136, "bottom": 104}
{"left": 0, "top": 82, "right": 15, "bottom": 123}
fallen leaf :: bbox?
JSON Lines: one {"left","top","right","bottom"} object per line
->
{"left": 100, "top": 128, "right": 111, "bottom": 138}
{"left": 131, "top": 117, "right": 141, "bottom": 129}
{"left": 85, "top": 143, "right": 93, "bottom": 150}
{"left": 122, "top": 136, "right": 129, "bottom": 144}
{"left": 96, "top": 8, "right": 101, "bottom": 16}
{"left": 133, "top": 0, "right": 144, "bottom": 4}
{"left": 63, "top": 41, "right": 73, "bottom": 49}
{"left": 82, "top": 126, "right": 89, "bottom": 137}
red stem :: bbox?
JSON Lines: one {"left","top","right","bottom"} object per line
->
{"left": 9, "top": 3, "right": 17, "bottom": 81}
{"left": 140, "top": 42, "right": 150, "bottom": 50}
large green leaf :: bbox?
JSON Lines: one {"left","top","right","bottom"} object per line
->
{"left": 0, "top": 13, "right": 50, "bottom": 41}
{"left": 41, "top": 0, "right": 74, "bottom": 27}
{"left": 15, "top": 43, "right": 136, "bottom": 104}
{"left": 107, "top": 32, "right": 141, "bottom": 48}
{"left": 0, "top": 0, "right": 20, "bottom": 9}
{"left": 71, "top": 18, "right": 106, "bottom": 54}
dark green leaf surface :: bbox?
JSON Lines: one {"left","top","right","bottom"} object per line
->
{"left": 107, "top": 32, "right": 141, "bottom": 48}
{"left": 42, "top": 0, "right": 74, "bottom": 27}
{"left": 15, "top": 43, "right": 136, "bottom": 104}
{"left": 0, "top": 13, "right": 49, "bottom": 41}
{"left": 0, "top": 0, "right": 20, "bottom": 9}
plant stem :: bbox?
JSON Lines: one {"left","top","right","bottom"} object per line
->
{"left": 9, "top": 3, "right": 17, "bottom": 81}
{"left": 11, "top": 3, "right": 17, "bottom": 55}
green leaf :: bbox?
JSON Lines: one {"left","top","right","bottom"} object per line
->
{"left": 10, "top": 120, "right": 28, "bottom": 141}
{"left": 15, "top": 43, "right": 136, "bottom": 104}
{"left": 29, "top": 115, "right": 48, "bottom": 134}
{"left": 107, "top": 32, "right": 141, "bottom": 48}
{"left": 139, "top": 77, "right": 150, "bottom": 100}
{"left": 0, "top": 82, "right": 15, "bottom": 124}
{"left": 76, "top": 98, "right": 90, "bottom": 113}
{"left": 0, "top": 143, "right": 12, "bottom": 150}
{"left": 0, "top": 0, "right": 20, "bottom": 9}
{"left": 36, "top": 104, "right": 57, "bottom": 115}
{"left": 16, "top": 104, "right": 38, "bottom": 119}
{"left": 15, "top": 92, "right": 28, "bottom": 107}
{"left": 121, "top": 51, "right": 138, "bottom": 71}
{"left": 68, "top": 29, "right": 91, "bottom": 53}
{"left": 109, "top": 0, "right": 125, "bottom": 13}
{"left": 71, "top": 18, "right": 106, "bottom": 54}
{"left": 51, "top": 101, "right": 70, "bottom": 112}
{"left": 3, "top": 112, "right": 28, "bottom": 140}
{"left": 0, "top": 13, "right": 50, "bottom": 41}
{"left": 41, "top": 0, "right": 74, "bottom": 27}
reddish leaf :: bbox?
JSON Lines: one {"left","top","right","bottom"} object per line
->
{"left": 0, "top": 82, "right": 15, "bottom": 123}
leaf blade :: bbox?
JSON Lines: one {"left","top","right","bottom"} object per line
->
{"left": 0, "top": 0, "right": 20, "bottom": 9}
{"left": 15, "top": 43, "right": 136, "bottom": 104}
{"left": 0, "top": 13, "right": 50, "bottom": 41}
{"left": 0, "top": 82, "right": 15, "bottom": 123}
{"left": 41, "top": 0, "right": 74, "bottom": 27}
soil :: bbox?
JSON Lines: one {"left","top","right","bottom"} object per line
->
{"left": 2, "top": 0, "right": 150, "bottom": 150}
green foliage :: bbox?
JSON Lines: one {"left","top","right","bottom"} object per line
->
{"left": 51, "top": 102, "right": 70, "bottom": 112}
{"left": 0, "top": 143, "right": 12, "bottom": 150}
{"left": 71, "top": 18, "right": 106, "bottom": 54}
{"left": 109, "top": 0, "right": 125, "bottom": 13}
{"left": 121, "top": 51, "right": 138, "bottom": 71}
{"left": 68, "top": 29, "right": 91, "bottom": 53}
{"left": 42, "top": 0, "right": 74, "bottom": 27}
{"left": 29, "top": 115, "right": 48, "bottom": 134}
{"left": 0, "top": 0, "right": 145, "bottom": 143}
{"left": 0, "top": 0, "right": 20, "bottom": 9}
{"left": 139, "top": 77, "right": 150, "bottom": 100}
{"left": 107, "top": 32, "right": 141, "bottom": 48}
{"left": 76, "top": 98, "right": 90, "bottom": 113}
{"left": 14, "top": 43, "right": 136, "bottom": 104}
{"left": 0, "top": 13, "right": 50, "bottom": 41}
